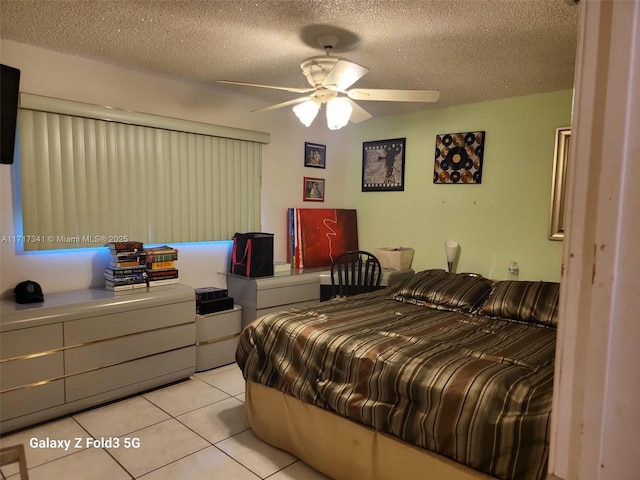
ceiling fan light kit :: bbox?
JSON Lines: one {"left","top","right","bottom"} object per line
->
{"left": 293, "top": 99, "right": 320, "bottom": 127}
{"left": 218, "top": 35, "right": 440, "bottom": 130}
{"left": 326, "top": 97, "right": 353, "bottom": 130}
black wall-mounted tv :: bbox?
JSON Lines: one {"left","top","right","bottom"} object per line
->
{"left": 1, "top": 64, "right": 21, "bottom": 165}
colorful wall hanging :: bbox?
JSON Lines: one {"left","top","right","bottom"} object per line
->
{"left": 434, "top": 131, "right": 485, "bottom": 184}
{"left": 287, "top": 208, "right": 358, "bottom": 269}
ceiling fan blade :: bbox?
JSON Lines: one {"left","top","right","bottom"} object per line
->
{"left": 347, "top": 88, "right": 440, "bottom": 103}
{"left": 251, "top": 96, "right": 314, "bottom": 113}
{"left": 218, "top": 80, "right": 314, "bottom": 94}
{"left": 322, "top": 60, "right": 369, "bottom": 92}
{"left": 346, "top": 99, "right": 373, "bottom": 123}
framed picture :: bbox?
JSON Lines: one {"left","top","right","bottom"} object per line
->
{"left": 304, "top": 142, "right": 326, "bottom": 168}
{"left": 549, "top": 127, "right": 571, "bottom": 241}
{"left": 362, "top": 138, "right": 406, "bottom": 191}
{"left": 434, "top": 131, "right": 485, "bottom": 184}
{"left": 303, "top": 177, "right": 325, "bottom": 202}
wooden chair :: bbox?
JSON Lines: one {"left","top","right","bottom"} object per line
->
{"left": 330, "top": 250, "right": 382, "bottom": 298}
{"left": 0, "top": 444, "right": 29, "bottom": 480}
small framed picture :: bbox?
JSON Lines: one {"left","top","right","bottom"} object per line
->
{"left": 304, "top": 142, "right": 326, "bottom": 169}
{"left": 362, "top": 138, "right": 406, "bottom": 191}
{"left": 303, "top": 177, "right": 325, "bottom": 202}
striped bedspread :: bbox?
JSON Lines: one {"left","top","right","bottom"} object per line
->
{"left": 236, "top": 289, "right": 555, "bottom": 480}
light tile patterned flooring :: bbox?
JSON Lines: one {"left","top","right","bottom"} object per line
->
{"left": 0, "top": 364, "right": 330, "bottom": 479}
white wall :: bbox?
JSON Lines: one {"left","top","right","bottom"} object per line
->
{"left": 0, "top": 40, "right": 349, "bottom": 295}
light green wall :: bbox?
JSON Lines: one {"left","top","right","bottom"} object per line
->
{"left": 344, "top": 90, "right": 572, "bottom": 281}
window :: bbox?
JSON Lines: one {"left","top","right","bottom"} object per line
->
{"left": 17, "top": 94, "right": 269, "bottom": 250}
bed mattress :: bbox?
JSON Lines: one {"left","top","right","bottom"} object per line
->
{"left": 236, "top": 274, "right": 556, "bottom": 480}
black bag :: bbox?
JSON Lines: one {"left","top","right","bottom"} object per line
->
{"left": 231, "top": 232, "right": 274, "bottom": 277}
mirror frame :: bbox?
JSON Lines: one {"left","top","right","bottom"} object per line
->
{"left": 549, "top": 127, "right": 571, "bottom": 240}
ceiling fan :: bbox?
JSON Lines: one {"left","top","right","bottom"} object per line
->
{"left": 218, "top": 35, "right": 440, "bottom": 130}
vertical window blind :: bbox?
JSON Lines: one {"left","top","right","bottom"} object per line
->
{"left": 17, "top": 94, "right": 269, "bottom": 251}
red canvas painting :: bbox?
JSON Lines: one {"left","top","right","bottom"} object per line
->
{"left": 288, "top": 208, "right": 358, "bottom": 269}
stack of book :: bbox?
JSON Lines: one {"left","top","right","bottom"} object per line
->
{"left": 105, "top": 241, "right": 147, "bottom": 291}
{"left": 145, "top": 245, "right": 179, "bottom": 286}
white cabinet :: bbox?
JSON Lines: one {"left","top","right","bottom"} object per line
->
{"left": 225, "top": 270, "right": 324, "bottom": 328}
{"left": 0, "top": 284, "right": 196, "bottom": 434}
{"left": 195, "top": 305, "right": 242, "bottom": 371}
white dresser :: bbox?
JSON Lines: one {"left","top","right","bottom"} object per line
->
{"left": 0, "top": 284, "right": 196, "bottom": 434}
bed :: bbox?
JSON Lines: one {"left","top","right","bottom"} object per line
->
{"left": 236, "top": 269, "right": 559, "bottom": 480}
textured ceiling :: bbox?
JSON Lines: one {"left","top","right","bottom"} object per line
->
{"left": 0, "top": 0, "right": 580, "bottom": 119}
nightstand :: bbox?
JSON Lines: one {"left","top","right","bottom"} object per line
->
{"left": 195, "top": 305, "right": 242, "bottom": 371}
{"left": 223, "top": 269, "right": 326, "bottom": 328}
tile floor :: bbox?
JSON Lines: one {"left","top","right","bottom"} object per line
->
{"left": 0, "top": 364, "right": 330, "bottom": 480}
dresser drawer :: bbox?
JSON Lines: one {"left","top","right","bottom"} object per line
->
{"left": 0, "top": 324, "right": 63, "bottom": 358}
{"left": 65, "top": 346, "right": 195, "bottom": 402}
{"left": 0, "top": 352, "right": 64, "bottom": 391}
{"left": 255, "top": 282, "right": 319, "bottom": 309}
{"left": 65, "top": 323, "right": 195, "bottom": 374}
{"left": 64, "top": 301, "right": 193, "bottom": 345}
{"left": 196, "top": 338, "right": 239, "bottom": 372}
{"left": 196, "top": 306, "right": 242, "bottom": 341}
{"left": 0, "top": 380, "right": 65, "bottom": 421}
{"left": 0, "top": 323, "right": 65, "bottom": 395}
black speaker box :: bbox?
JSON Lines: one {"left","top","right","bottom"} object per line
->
{"left": 196, "top": 296, "right": 234, "bottom": 315}
{"left": 195, "top": 287, "right": 228, "bottom": 302}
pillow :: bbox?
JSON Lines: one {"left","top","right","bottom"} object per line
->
{"left": 390, "top": 269, "right": 493, "bottom": 313}
{"left": 478, "top": 280, "right": 560, "bottom": 327}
